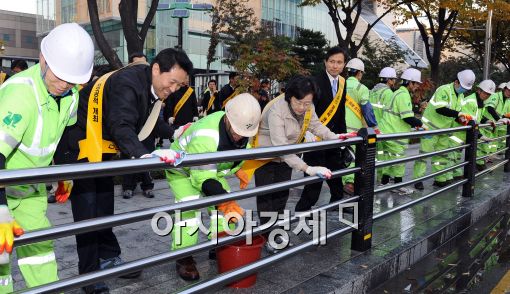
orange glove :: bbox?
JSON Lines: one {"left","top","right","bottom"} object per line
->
{"left": 0, "top": 206, "right": 24, "bottom": 254}
{"left": 504, "top": 113, "right": 510, "bottom": 119}
{"left": 56, "top": 180, "right": 73, "bottom": 203}
{"left": 217, "top": 201, "right": 245, "bottom": 223}
{"left": 235, "top": 169, "right": 249, "bottom": 189}
{"left": 457, "top": 113, "right": 473, "bottom": 126}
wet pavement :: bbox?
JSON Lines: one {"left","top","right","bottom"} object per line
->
{"left": 9, "top": 144, "right": 510, "bottom": 293}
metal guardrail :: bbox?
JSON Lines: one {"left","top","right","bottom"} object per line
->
{"left": 5, "top": 120, "right": 510, "bottom": 293}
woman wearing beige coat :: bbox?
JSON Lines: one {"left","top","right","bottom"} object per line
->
{"left": 254, "top": 75, "right": 344, "bottom": 253}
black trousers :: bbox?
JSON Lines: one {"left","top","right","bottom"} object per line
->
{"left": 122, "top": 172, "right": 154, "bottom": 191}
{"left": 255, "top": 162, "right": 293, "bottom": 227}
{"left": 295, "top": 148, "right": 344, "bottom": 212}
{"left": 70, "top": 176, "right": 121, "bottom": 274}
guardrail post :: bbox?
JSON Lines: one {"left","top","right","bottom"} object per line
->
{"left": 505, "top": 124, "right": 510, "bottom": 172}
{"left": 351, "top": 127, "right": 377, "bottom": 251}
{"left": 462, "top": 120, "right": 478, "bottom": 198}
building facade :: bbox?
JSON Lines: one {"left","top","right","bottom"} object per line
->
{"left": 0, "top": 10, "right": 39, "bottom": 70}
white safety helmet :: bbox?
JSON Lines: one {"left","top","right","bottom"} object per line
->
{"left": 478, "top": 80, "right": 496, "bottom": 95}
{"left": 40, "top": 23, "right": 94, "bottom": 84}
{"left": 379, "top": 67, "right": 397, "bottom": 79}
{"left": 457, "top": 69, "right": 476, "bottom": 90}
{"left": 225, "top": 93, "right": 261, "bottom": 137}
{"left": 498, "top": 82, "right": 507, "bottom": 90}
{"left": 400, "top": 68, "right": 422, "bottom": 83}
{"left": 346, "top": 58, "right": 365, "bottom": 72}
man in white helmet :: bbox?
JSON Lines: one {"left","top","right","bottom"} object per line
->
{"left": 413, "top": 69, "right": 476, "bottom": 189}
{"left": 480, "top": 82, "right": 510, "bottom": 158}
{"left": 343, "top": 57, "right": 378, "bottom": 194}
{"left": 451, "top": 80, "right": 497, "bottom": 173}
{"left": 370, "top": 67, "right": 397, "bottom": 181}
{"left": 0, "top": 23, "right": 93, "bottom": 291}
{"left": 379, "top": 68, "right": 424, "bottom": 194}
{"left": 166, "top": 93, "right": 261, "bottom": 281}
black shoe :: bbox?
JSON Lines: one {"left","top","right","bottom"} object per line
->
{"left": 176, "top": 256, "right": 200, "bottom": 281}
{"left": 208, "top": 249, "right": 216, "bottom": 260}
{"left": 142, "top": 189, "right": 155, "bottom": 198}
{"left": 433, "top": 181, "right": 449, "bottom": 187}
{"left": 414, "top": 182, "right": 424, "bottom": 190}
{"left": 100, "top": 256, "right": 142, "bottom": 279}
{"left": 82, "top": 282, "right": 109, "bottom": 294}
{"left": 47, "top": 194, "right": 56, "bottom": 203}
{"left": 122, "top": 190, "right": 133, "bottom": 199}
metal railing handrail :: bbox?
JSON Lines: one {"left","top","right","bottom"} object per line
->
{"left": 7, "top": 121, "right": 510, "bottom": 293}
{"left": 375, "top": 144, "right": 469, "bottom": 169}
{"left": 21, "top": 196, "right": 359, "bottom": 293}
{"left": 0, "top": 137, "right": 362, "bottom": 187}
{"left": 377, "top": 125, "right": 470, "bottom": 142}
{"left": 15, "top": 167, "right": 360, "bottom": 246}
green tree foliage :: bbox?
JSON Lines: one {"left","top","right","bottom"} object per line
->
{"left": 397, "top": 0, "right": 477, "bottom": 85}
{"left": 361, "top": 38, "right": 408, "bottom": 88}
{"left": 292, "top": 28, "right": 329, "bottom": 76}
{"left": 233, "top": 32, "right": 308, "bottom": 92}
{"left": 451, "top": 0, "right": 510, "bottom": 75}
{"left": 206, "top": 0, "right": 258, "bottom": 72}
{"left": 300, "top": 0, "right": 411, "bottom": 57}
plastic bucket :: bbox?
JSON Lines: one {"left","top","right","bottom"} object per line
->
{"left": 216, "top": 234, "right": 266, "bottom": 288}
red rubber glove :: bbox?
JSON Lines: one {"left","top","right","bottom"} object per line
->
{"left": 56, "top": 180, "right": 73, "bottom": 203}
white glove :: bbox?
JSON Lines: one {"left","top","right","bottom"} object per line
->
{"left": 305, "top": 166, "right": 332, "bottom": 179}
{"left": 173, "top": 122, "right": 192, "bottom": 140}
{"left": 498, "top": 118, "right": 510, "bottom": 125}
{"left": 193, "top": 116, "right": 198, "bottom": 122}
{"left": 168, "top": 117, "right": 175, "bottom": 125}
{"left": 144, "top": 149, "right": 186, "bottom": 166}
{"left": 304, "top": 131, "right": 316, "bottom": 143}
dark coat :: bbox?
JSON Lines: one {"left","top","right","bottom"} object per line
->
{"left": 58, "top": 64, "right": 173, "bottom": 162}
{"left": 313, "top": 70, "right": 347, "bottom": 134}
{"left": 163, "top": 85, "right": 198, "bottom": 127}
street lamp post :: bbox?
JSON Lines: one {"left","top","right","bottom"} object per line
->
{"left": 483, "top": 7, "right": 493, "bottom": 80}
{"left": 157, "top": 0, "right": 213, "bottom": 50}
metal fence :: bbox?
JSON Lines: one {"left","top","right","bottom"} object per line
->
{"left": 3, "top": 120, "right": 509, "bottom": 293}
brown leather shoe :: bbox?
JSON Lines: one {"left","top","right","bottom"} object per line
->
{"left": 343, "top": 183, "right": 354, "bottom": 195}
{"left": 176, "top": 256, "right": 200, "bottom": 281}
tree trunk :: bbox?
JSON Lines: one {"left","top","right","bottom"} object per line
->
{"left": 87, "top": 0, "right": 123, "bottom": 69}
{"left": 119, "top": 0, "right": 142, "bottom": 58}
{"left": 429, "top": 40, "right": 442, "bottom": 86}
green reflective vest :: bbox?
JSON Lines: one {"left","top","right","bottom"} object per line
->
{"left": 170, "top": 111, "right": 245, "bottom": 191}
{"left": 379, "top": 86, "right": 414, "bottom": 134}
{"left": 422, "top": 83, "right": 462, "bottom": 130}
{"left": 0, "top": 64, "right": 79, "bottom": 197}
{"left": 369, "top": 84, "right": 393, "bottom": 123}
{"left": 345, "top": 76, "right": 370, "bottom": 131}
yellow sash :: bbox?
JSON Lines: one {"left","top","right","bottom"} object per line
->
{"left": 316, "top": 77, "right": 345, "bottom": 141}
{"left": 240, "top": 94, "right": 312, "bottom": 183}
{"left": 222, "top": 89, "right": 240, "bottom": 109}
{"left": 173, "top": 87, "right": 194, "bottom": 117}
{"left": 0, "top": 72, "right": 6, "bottom": 84}
{"left": 206, "top": 93, "right": 216, "bottom": 112}
{"left": 78, "top": 71, "right": 119, "bottom": 162}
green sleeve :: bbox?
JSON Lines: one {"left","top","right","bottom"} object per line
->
{"left": 0, "top": 84, "right": 34, "bottom": 157}
{"left": 397, "top": 93, "right": 414, "bottom": 119}
{"left": 360, "top": 85, "right": 370, "bottom": 105}
{"left": 431, "top": 86, "right": 450, "bottom": 108}
{"left": 485, "top": 93, "right": 499, "bottom": 108}
{"left": 187, "top": 137, "right": 221, "bottom": 191}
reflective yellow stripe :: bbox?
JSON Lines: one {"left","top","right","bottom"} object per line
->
{"left": 18, "top": 252, "right": 56, "bottom": 266}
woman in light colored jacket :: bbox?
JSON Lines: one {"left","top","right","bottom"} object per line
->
{"left": 254, "top": 75, "right": 344, "bottom": 252}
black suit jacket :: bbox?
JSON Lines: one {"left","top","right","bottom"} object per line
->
{"left": 313, "top": 71, "right": 347, "bottom": 134}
